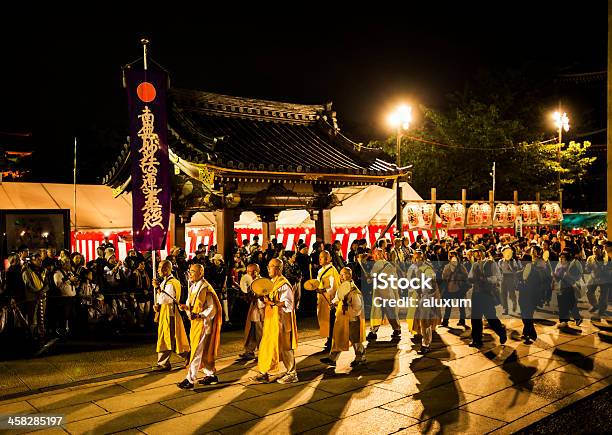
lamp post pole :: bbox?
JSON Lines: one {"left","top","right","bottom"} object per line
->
{"left": 396, "top": 126, "right": 403, "bottom": 238}
{"left": 553, "top": 110, "right": 569, "bottom": 212}
{"left": 558, "top": 122, "right": 562, "bottom": 209}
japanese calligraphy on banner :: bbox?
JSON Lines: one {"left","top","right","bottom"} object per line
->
{"left": 125, "top": 68, "right": 171, "bottom": 251}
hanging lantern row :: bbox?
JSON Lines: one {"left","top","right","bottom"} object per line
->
{"left": 437, "top": 202, "right": 562, "bottom": 228}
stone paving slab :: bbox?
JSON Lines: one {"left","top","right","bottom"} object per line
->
{"left": 394, "top": 409, "right": 506, "bottom": 434}
{"left": 64, "top": 403, "right": 179, "bottom": 434}
{"left": 220, "top": 406, "right": 337, "bottom": 435}
{"left": 139, "top": 404, "right": 256, "bottom": 434}
{"left": 380, "top": 382, "right": 481, "bottom": 421}
{"left": 302, "top": 407, "right": 419, "bottom": 435}
{"left": 459, "top": 387, "right": 553, "bottom": 422}
{"left": 29, "top": 384, "right": 132, "bottom": 412}
{"left": 307, "top": 385, "right": 407, "bottom": 418}
{"left": 1, "top": 317, "right": 611, "bottom": 434}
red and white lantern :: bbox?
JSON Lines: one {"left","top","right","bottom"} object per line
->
{"left": 452, "top": 203, "right": 465, "bottom": 227}
{"left": 493, "top": 203, "right": 507, "bottom": 225}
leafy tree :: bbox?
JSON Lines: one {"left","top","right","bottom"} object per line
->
{"left": 371, "top": 101, "right": 596, "bottom": 206}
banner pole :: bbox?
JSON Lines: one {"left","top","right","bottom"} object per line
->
{"left": 73, "top": 137, "right": 77, "bottom": 250}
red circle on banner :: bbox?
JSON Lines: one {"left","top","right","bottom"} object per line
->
{"left": 137, "top": 82, "right": 156, "bottom": 102}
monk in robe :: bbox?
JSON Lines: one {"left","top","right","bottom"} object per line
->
{"left": 152, "top": 260, "right": 190, "bottom": 371}
{"left": 253, "top": 258, "right": 299, "bottom": 384}
{"left": 177, "top": 263, "right": 223, "bottom": 389}
{"left": 367, "top": 248, "right": 402, "bottom": 341}
{"left": 317, "top": 251, "right": 340, "bottom": 350}
{"left": 407, "top": 250, "right": 441, "bottom": 354}
{"left": 320, "top": 267, "right": 366, "bottom": 367}
{"left": 237, "top": 263, "right": 264, "bottom": 361}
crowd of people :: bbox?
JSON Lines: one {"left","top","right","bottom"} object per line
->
{"left": 0, "top": 228, "right": 610, "bottom": 385}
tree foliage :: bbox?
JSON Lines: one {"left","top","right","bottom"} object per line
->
{"left": 370, "top": 96, "right": 596, "bottom": 205}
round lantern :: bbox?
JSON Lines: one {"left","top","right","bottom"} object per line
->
{"left": 520, "top": 204, "right": 532, "bottom": 223}
{"left": 540, "top": 203, "right": 553, "bottom": 224}
{"left": 452, "top": 203, "right": 465, "bottom": 227}
{"left": 493, "top": 203, "right": 507, "bottom": 225}
{"left": 467, "top": 203, "right": 481, "bottom": 226}
{"left": 480, "top": 203, "right": 492, "bottom": 225}
{"left": 439, "top": 203, "right": 453, "bottom": 225}
{"left": 506, "top": 204, "right": 517, "bottom": 224}
{"left": 551, "top": 203, "right": 562, "bottom": 222}
{"left": 530, "top": 203, "right": 540, "bottom": 223}
{"left": 405, "top": 204, "right": 422, "bottom": 227}
{"left": 421, "top": 204, "right": 435, "bottom": 227}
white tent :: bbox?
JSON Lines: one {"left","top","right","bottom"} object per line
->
{"left": 331, "top": 182, "right": 422, "bottom": 226}
{"left": 0, "top": 181, "right": 425, "bottom": 230}
{"left": 0, "top": 182, "right": 132, "bottom": 230}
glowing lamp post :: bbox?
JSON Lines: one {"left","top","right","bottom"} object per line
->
{"left": 552, "top": 111, "right": 569, "bottom": 209}
{"left": 388, "top": 105, "right": 412, "bottom": 237}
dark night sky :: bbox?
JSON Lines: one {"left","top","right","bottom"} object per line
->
{"left": 0, "top": 4, "right": 607, "bottom": 183}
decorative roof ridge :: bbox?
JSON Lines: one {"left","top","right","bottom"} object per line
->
{"left": 169, "top": 88, "right": 326, "bottom": 123}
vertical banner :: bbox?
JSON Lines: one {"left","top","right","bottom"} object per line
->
{"left": 125, "top": 68, "right": 171, "bottom": 251}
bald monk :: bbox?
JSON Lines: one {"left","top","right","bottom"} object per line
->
{"left": 238, "top": 263, "right": 264, "bottom": 361}
{"left": 253, "top": 258, "right": 299, "bottom": 384}
{"left": 320, "top": 267, "right": 366, "bottom": 367}
{"left": 177, "top": 263, "right": 222, "bottom": 389}
{"left": 317, "top": 250, "right": 340, "bottom": 351}
{"left": 152, "top": 260, "right": 190, "bottom": 371}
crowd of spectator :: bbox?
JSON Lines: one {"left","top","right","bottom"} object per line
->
{"left": 1, "top": 228, "right": 609, "bottom": 353}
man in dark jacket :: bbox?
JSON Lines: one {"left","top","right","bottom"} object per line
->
{"left": 468, "top": 245, "right": 507, "bottom": 348}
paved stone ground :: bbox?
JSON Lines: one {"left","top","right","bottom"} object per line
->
{"left": 0, "top": 312, "right": 610, "bottom": 434}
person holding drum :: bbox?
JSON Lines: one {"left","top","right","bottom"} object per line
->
{"left": 152, "top": 260, "right": 190, "bottom": 372}
{"left": 253, "top": 258, "right": 299, "bottom": 384}
{"left": 320, "top": 267, "right": 366, "bottom": 368}
{"left": 237, "top": 264, "right": 264, "bottom": 361}
{"left": 315, "top": 251, "right": 341, "bottom": 351}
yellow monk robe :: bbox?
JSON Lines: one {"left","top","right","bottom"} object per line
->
{"left": 369, "top": 260, "right": 399, "bottom": 329}
{"left": 406, "top": 263, "right": 437, "bottom": 334}
{"left": 317, "top": 265, "right": 340, "bottom": 337}
{"left": 411, "top": 263, "right": 441, "bottom": 336}
{"left": 188, "top": 279, "right": 223, "bottom": 368}
{"left": 331, "top": 282, "right": 365, "bottom": 352}
{"left": 258, "top": 276, "right": 298, "bottom": 373}
{"left": 156, "top": 277, "right": 190, "bottom": 354}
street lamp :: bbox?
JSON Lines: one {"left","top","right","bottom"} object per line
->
{"left": 552, "top": 111, "right": 570, "bottom": 209}
{"left": 388, "top": 104, "right": 412, "bottom": 237}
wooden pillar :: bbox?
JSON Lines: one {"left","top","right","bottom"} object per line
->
{"left": 513, "top": 190, "right": 519, "bottom": 237}
{"left": 489, "top": 190, "right": 495, "bottom": 235}
{"left": 174, "top": 214, "right": 186, "bottom": 249}
{"left": 461, "top": 188, "right": 467, "bottom": 241}
{"left": 431, "top": 188, "right": 438, "bottom": 240}
{"left": 536, "top": 192, "right": 541, "bottom": 235}
{"left": 214, "top": 208, "right": 235, "bottom": 266}
{"left": 262, "top": 221, "right": 277, "bottom": 247}
{"left": 314, "top": 209, "right": 332, "bottom": 245}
